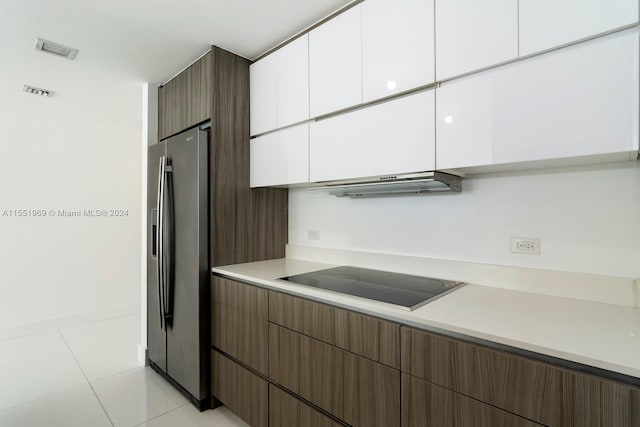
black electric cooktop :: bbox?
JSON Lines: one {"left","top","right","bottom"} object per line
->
{"left": 280, "top": 266, "right": 465, "bottom": 311}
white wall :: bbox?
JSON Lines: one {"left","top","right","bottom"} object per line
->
{"left": 289, "top": 160, "right": 640, "bottom": 278}
{"left": 140, "top": 84, "right": 158, "bottom": 362}
{"left": 0, "top": 78, "right": 142, "bottom": 330}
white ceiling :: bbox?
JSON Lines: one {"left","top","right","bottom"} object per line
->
{"left": 1, "top": 0, "right": 353, "bottom": 85}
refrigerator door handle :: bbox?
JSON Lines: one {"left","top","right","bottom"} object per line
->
{"left": 156, "top": 156, "right": 166, "bottom": 330}
{"left": 163, "top": 162, "right": 174, "bottom": 324}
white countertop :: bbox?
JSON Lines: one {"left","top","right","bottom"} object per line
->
{"left": 212, "top": 257, "right": 640, "bottom": 380}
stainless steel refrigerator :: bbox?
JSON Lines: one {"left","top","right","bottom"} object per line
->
{"left": 147, "top": 126, "right": 209, "bottom": 409}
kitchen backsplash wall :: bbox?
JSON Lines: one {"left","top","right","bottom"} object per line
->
{"left": 289, "top": 160, "right": 640, "bottom": 278}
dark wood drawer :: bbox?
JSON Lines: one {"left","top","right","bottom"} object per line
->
{"left": 212, "top": 276, "right": 268, "bottom": 318}
{"left": 269, "top": 323, "right": 400, "bottom": 427}
{"left": 269, "top": 384, "right": 344, "bottom": 427}
{"left": 402, "top": 374, "right": 543, "bottom": 427}
{"left": 401, "top": 326, "right": 563, "bottom": 426}
{"left": 211, "top": 301, "right": 268, "bottom": 374}
{"left": 562, "top": 370, "right": 640, "bottom": 427}
{"left": 211, "top": 350, "right": 268, "bottom": 427}
{"left": 269, "top": 291, "right": 400, "bottom": 368}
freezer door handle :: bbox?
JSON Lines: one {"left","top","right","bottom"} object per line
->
{"left": 156, "top": 156, "right": 166, "bottom": 329}
{"left": 151, "top": 208, "right": 158, "bottom": 257}
{"left": 163, "top": 161, "right": 174, "bottom": 325}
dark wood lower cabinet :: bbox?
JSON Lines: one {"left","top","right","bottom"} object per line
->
{"left": 562, "top": 371, "right": 640, "bottom": 427}
{"left": 401, "top": 374, "right": 543, "bottom": 427}
{"left": 268, "top": 323, "right": 400, "bottom": 427}
{"left": 269, "top": 384, "right": 344, "bottom": 427}
{"left": 211, "top": 302, "right": 268, "bottom": 375}
{"left": 210, "top": 277, "right": 640, "bottom": 427}
{"left": 268, "top": 291, "right": 400, "bottom": 368}
{"left": 401, "top": 326, "right": 563, "bottom": 425}
{"left": 211, "top": 350, "right": 268, "bottom": 427}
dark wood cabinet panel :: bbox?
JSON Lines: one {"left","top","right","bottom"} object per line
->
{"left": 401, "top": 327, "right": 563, "bottom": 426}
{"left": 401, "top": 374, "right": 543, "bottom": 427}
{"left": 211, "top": 302, "right": 268, "bottom": 375}
{"left": 209, "top": 46, "right": 288, "bottom": 268}
{"left": 211, "top": 276, "right": 268, "bottom": 374}
{"left": 563, "top": 371, "right": 640, "bottom": 427}
{"left": 269, "top": 323, "right": 345, "bottom": 420}
{"left": 269, "top": 291, "right": 400, "bottom": 368}
{"left": 269, "top": 323, "right": 400, "bottom": 427}
{"left": 186, "top": 53, "right": 211, "bottom": 128}
{"left": 343, "top": 349, "right": 401, "bottom": 426}
{"left": 158, "top": 52, "right": 212, "bottom": 140}
{"left": 211, "top": 350, "right": 268, "bottom": 427}
{"left": 212, "top": 275, "right": 268, "bottom": 319}
{"left": 269, "top": 384, "right": 344, "bottom": 427}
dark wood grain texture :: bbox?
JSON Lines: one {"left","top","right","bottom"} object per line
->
{"left": 563, "top": 371, "right": 640, "bottom": 427}
{"left": 401, "top": 374, "right": 543, "bottom": 427}
{"left": 269, "top": 323, "right": 344, "bottom": 420}
{"left": 212, "top": 276, "right": 268, "bottom": 318}
{"left": 211, "top": 302, "right": 268, "bottom": 375}
{"left": 158, "top": 52, "right": 212, "bottom": 139}
{"left": 401, "top": 326, "right": 563, "bottom": 426}
{"left": 211, "top": 276, "right": 269, "bottom": 374}
{"left": 211, "top": 350, "right": 268, "bottom": 427}
{"left": 269, "top": 291, "right": 400, "bottom": 368}
{"left": 269, "top": 384, "right": 344, "bottom": 427}
{"left": 343, "top": 349, "right": 401, "bottom": 426}
{"left": 209, "top": 46, "right": 287, "bottom": 268}
{"left": 269, "top": 323, "right": 400, "bottom": 427}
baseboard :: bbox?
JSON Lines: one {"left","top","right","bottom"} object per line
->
{"left": 138, "top": 344, "right": 149, "bottom": 365}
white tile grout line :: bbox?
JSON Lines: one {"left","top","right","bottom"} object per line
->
{"left": 63, "top": 331, "right": 141, "bottom": 353}
{"left": 58, "top": 313, "right": 142, "bottom": 335}
{"left": 131, "top": 403, "right": 191, "bottom": 427}
{"left": 57, "top": 330, "right": 116, "bottom": 427}
{"left": 0, "top": 311, "right": 141, "bottom": 344}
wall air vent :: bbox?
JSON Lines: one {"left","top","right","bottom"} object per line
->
{"left": 23, "top": 85, "right": 54, "bottom": 97}
{"left": 34, "top": 38, "right": 78, "bottom": 59}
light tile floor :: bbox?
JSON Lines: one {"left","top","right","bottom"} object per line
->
{"left": 0, "top": 313, "right": 248, "bottom": 427}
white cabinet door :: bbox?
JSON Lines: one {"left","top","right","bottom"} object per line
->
{"left": 436, "top": 29, "right": 639, "bottom": 170}
{"left": 250, "top": 53, "right": 277, "bottom": 136}
{"left": 250, "top": 123, "right": 309, "bottom": 187}
{"left": 520, "top": 0, "right": 638, "bottom": 56}
{"left": 310, "top": 90, "right": 435, "bottom": 182}
{"left": 277, "top": 34, "right": 309, "bottom": 128}
{"left": 309, "top": 5, "right": 362, "bottom": 117}
{"left": 435, "top": 0, "right": 518, "bottom": 80}
{"left": 362, "top": 0, "right": 435, "bottom": 103}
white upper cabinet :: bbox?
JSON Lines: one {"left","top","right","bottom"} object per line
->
{"left": 276, "top": 35, "right": 309, "bottom": 129}
{"left": 250, "top": 123, "right": 309, "bottom": 187}
{"left": 436, "top": 29, "right": 639, "bottom": 170}
{"left": 519, "top": 0, "right": 638, "bottom": 56}
{"left": 361, "top": 0, "right": 435, "bottom": 103}
{"left": 310, "top": 90, "right": 435, "bottom": 182}
{"left": 250, "top": 35, "right": 309, "bottom": 136}
{"left": 309, "top": 5, "right": 362, "bottom": 117}
{"left": 435, "top": 0, "right": 518, "bottom": 80}
{"left": 250, "top": 53, "right": 277, "bottom": 136}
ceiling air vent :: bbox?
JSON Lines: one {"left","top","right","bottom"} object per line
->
{"left": 34, "top": 38, "right": 78, "bottom": 59}
{"left": 23, "top": 85, "right": 54, "bottom": 97}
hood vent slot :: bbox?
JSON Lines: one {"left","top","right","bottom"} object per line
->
{"left": 35, "top": 38, "right": 78, "bottom": 60}
{"left": 23, "top": 85, "right": 54, "bottom": 97}
{"left": 312, "top": 171, "right": 462, "bottom": 198}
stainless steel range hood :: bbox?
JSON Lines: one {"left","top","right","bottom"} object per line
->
{"left": 311, "top": 171, "right": 462, "bottom": 198}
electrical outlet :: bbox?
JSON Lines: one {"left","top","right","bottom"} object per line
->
{"left": 307, "top": 230, "right": 320, "bottom": 241}
{"left": 511, "top": 237, "right": 540, "bottom": 255}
